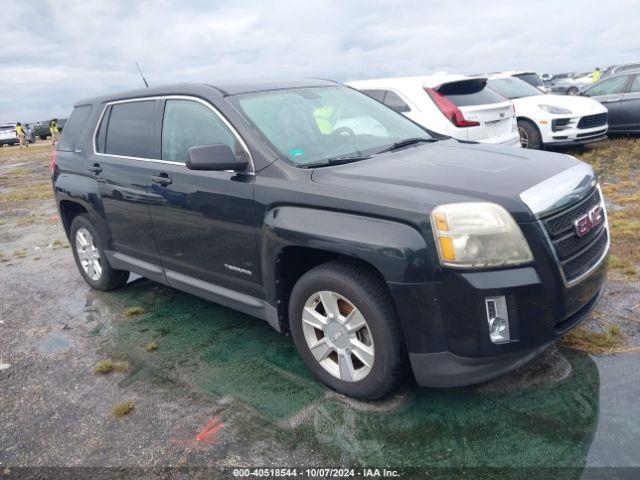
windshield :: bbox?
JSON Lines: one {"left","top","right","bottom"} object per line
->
{"left": 488, "top": 77, "right": 542, "bottom": 99}
{"left": 230, "top": 86, "right": 431, "bottom": 166}
{"left": 514, "top": 73, "right": 543, "bottom": 88}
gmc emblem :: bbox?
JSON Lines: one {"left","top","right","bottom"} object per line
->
{"left": 574, "top": 205, "right": 603, "bottom": 238}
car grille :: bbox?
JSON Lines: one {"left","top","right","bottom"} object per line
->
{"left": 577, "top": 113, "right": 607, "bottom": 129}
{"left": 541, "top": 188, "right": 608, "bottom": 283}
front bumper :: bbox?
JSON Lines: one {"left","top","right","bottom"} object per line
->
{"left": 388, "top": 217, "right": 608, "bottom": 388}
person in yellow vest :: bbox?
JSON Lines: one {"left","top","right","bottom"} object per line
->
{"left": 593, "top": 67, "right": 601, "bottom": 83}
{"left": 50, "top": 119, "right": 60, "bottom": 147}
{"left": 15, "top": 122, "right": 29, "bottom": 148}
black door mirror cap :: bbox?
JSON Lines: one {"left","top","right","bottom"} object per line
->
{"left": 186, "top": 144, "right": 248, "bottom": 171}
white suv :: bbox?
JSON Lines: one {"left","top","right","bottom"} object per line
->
{"left": 487, "top": 75, "right": 608, "bottom": 149}
{"left": 347, "top": 74, "right": 521, "bottom": 147}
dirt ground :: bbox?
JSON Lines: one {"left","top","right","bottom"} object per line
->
{"left": 1, "top": 139, "right": 639, "bottom": 478}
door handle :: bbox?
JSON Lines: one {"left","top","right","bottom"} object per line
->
{"left": 87, "top": 163, "right": 102, "bottom": 174}
{"left": 151, "top": 174, "right": 172, "bottom": 186}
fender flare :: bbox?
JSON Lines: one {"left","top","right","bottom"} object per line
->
{"left": 260, "top": 206, "right": 433, "bottom": 304}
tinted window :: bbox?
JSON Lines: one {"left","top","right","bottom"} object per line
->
{"left": 584, "top": 76, "right": 629, "bottom": 96}
{"left": 438, "top": 79, "right": 507, "bottom": 107}
{"left": 95, "top": 106, "right": 110, "bottom": 153}
{"left": 383, "top": 90, "right": 410, "bottom": 112}
{"left": 361, "top": 89, "right": 387, "bottom": 102}
{"left": 161, "top": 99, "right": 240, "bottom": 163}
{"left": 514, "top": 73, "right": 543, "bottom": 88}
{"left": 57, "top": 105, "right": 92, "bottom": 152}
{"left": 629, "top": 75, "right": 640, "bottom": 93}
{"left": 105, "top": 100, "right": 156, "bottom": 158}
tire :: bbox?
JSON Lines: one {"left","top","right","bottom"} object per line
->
{"left": 567, "top": 87, "right": 579, "bottom": 96}
{"left": 69, "top": 214, "right": 129, "bottom": 291}
{"left": 289, "top": 261, "right": 406, "bottom": 399}
{"left": 517, "top": 119, "right": 543, "bottom": 149}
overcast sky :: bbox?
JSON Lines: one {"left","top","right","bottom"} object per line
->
{"left": 1, "top": 0, "right": 639, "bottom": 123}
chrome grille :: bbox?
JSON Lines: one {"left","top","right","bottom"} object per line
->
{"left": 541, "top": 188, "right": 608, "bottom": 283}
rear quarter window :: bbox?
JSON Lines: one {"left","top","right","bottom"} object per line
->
{"left": 438, "top": 80, "right": 507, "bottom": 107}
{"left": 57, "top": 105, "right": 92, "bottom": 152}
{"left": 104, "top": 100, "right": 156, "bottom": 158}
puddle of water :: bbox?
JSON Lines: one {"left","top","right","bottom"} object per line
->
{"left": 91, "top": 279, "right": 640, "bottom": 472}
{"left": 37, "top": 334, "right": 71, "bottom": 353}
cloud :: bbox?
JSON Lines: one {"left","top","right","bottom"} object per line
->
{"left": 1, "top": 0, "right": 638, "bottom": 122}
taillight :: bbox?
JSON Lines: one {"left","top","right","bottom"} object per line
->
{"left": 50, "top": 150, "right": 57, "bottom": 174}
{"left": 424, "top": 87, "right": 480, "bottom": 127}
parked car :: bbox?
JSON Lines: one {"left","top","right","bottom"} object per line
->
{"left": 53, "top": 81, "right": 608, "bottom": 399}
{"left": 581, "top": 73, "right": 640, "bottom": 133}
{"left": 548, "top": 71, "right": 595, "bottom": 95}
{"left": 34, "top": 119, "right": 66, "bottom": 140}
{"left": 0, "top": 123, "right": 35, "bottom": 146}
{"left": 487, "top": 76, "right": 608, "bottom": 149}
{"left": 601, "top": 60, "right": 640, "bottom": 79}
{"left": 347, "top": 74, "right": 521, "bottom": 147}
{"left": 496, "top": 71, "right": 551, "bottom": 94}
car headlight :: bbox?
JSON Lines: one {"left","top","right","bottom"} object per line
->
{"left": 431, "top": 203, "right": 533, "bottom": 268}
{"left": 538, "top": 104, "right": 572, "bottom": 115}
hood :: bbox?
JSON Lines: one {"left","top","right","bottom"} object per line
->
{"left": 311, "top": 139, "right": 593, "bottom": 222}
{"left": 513, "top": 94, "right": 607, "bottom": 113}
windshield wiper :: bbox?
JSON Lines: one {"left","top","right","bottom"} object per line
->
{"left": 376, "top": 137, "right": 437, "bottom": 154}
{"left": 298, "top": 153, "right": 372, "bottom": 169}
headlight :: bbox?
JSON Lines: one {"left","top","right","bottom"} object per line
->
{"left": 538, "top": 104, "right": 572, "bottom": 115}
{"left": 431, "top": 203, "right": 533, "bottom": 268}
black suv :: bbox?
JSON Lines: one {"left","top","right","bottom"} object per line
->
{"left": 52, "top": 80, "right": 609, "bottom": 399}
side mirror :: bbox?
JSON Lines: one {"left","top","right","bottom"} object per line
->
{"left": 186, "top": 144, "right": 248, "bottom": 171}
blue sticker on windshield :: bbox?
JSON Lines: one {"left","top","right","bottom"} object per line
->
{"left": 290, "top": 148, "right": 304, "bottom": 158}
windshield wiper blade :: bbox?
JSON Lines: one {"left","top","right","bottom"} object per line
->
{"left": 377, "top": 137, "right": 437, "bottom": 154}
{"left": 298, "top": 154, "right": 372, "bottom": 169}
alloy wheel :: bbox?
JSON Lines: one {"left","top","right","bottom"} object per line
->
{"left": 301, "top": 290, "right": 374, "bottom": 382}
{"left": 75, "top": 227, "right": 102, "bottom": 281}
{"left": 518, "top": 126, "right": 529, "bottom": 148}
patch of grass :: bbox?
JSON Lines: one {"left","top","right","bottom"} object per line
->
{"left": 123, "top": 306, "right": 148, "bottom": 317}
{"left": 16, "top": 214, "right": 42, "bottom": 226}
{"left": 112, "top": 400, "right": 134, "bottom": 418}
{"left": 13, "top": 249, "right": 27, "bottom": 259}
{"left": 560, "top": 326, "right": 627, "bottom": 355}
{"left": 0, "top": 183, "right": 52, "bottom": 203}
{"left": 143, "top": 341, "right": 158, "bottom": 352}
{"left": 92, "top": 359, "right": 130, "bottom": 374}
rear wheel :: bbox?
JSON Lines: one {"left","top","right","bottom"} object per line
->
{"left": 567, "top": 86, "right": 579, "bottom": 96}
{"left": 289, "top": 262, "right": 406, "bottom": 399}
{"left": 518, "top": 119, "right": 543, "bottom": 149}
{"left": 70, "top": 215, "right": 129, "bottom": 291}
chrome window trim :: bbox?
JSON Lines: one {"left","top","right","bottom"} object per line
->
{"left": 91, "top": 95, "right": 255, "bottom": 172}
{"left": 536, "top": 184, "right": 610, "bottom": 288}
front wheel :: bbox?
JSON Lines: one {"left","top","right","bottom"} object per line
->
{"left": 518, "top": 119, "right": 543, "bottom": 149}
{"left": 289, "top": 262, "right": 406, "bottom": 399}
{"left": 70, "top": 215, "right": 129, "bottom": 291}
{"left": 567, "top": 86, "right": 579, "bottom": 96}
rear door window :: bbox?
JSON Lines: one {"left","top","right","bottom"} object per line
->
{"left": 629, "top": 75, "right": 640, "bottom": 93}
{"left": 584, "top": 76, "right": 629, "bottom": 96}
{"left": 161, "top": 99, "right": 240, "bottom": 163}
{"left": 105, "top": 100, "right": 156, "bottom": 158}
{"left": 437, "top": 79, "right": 507, "bottom": 106}
{"left": 57, "top": 105, "right": 92, "bottom": 152}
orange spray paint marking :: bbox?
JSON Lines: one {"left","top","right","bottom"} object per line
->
{"left": 195, "top": 416, "right": 224, "bottom": 443}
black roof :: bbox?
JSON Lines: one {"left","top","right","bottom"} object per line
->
{"left": 75, "top": 79, "right": 339, "bottom": 106}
